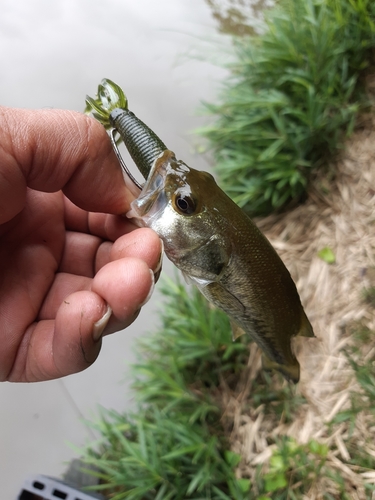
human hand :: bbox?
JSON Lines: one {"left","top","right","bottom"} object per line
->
{"left": 0, "top": 107, "right": 162, "bottom": 382}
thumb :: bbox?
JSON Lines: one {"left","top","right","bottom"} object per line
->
{"left": 0, "top": 106, "right": 133, "bottom": 224}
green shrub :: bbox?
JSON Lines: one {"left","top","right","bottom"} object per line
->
{"left": 82, "top": 407, "right": 250, "bottom": 500}
{"left": 198, "top": 0, "right": 375, "bottom": 215}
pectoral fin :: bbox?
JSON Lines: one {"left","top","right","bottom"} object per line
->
{"left": 298, "top": 311, "right": 315, "bottom": 338}
{"left": 230, "top": 319, "right": 246, "bottom": 340}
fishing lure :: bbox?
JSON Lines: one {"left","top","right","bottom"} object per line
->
{"left": 85, "top": 79, "right": 165, "bottom": 189}
{"left": 86, "top": 79, "right": 314, "bottom": 382}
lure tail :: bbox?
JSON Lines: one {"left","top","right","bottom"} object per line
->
{"left": 85, "top": 78, "right": 128, "bottom": 129}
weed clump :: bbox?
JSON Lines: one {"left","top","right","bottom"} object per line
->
{"left": 81, "top": 281, "right": 252, "bottom": 499}
{"left": 199, "top": 0, "right": 375, "bottom": 215}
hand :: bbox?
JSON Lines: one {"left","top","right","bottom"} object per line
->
{"left": 0, "top": 107, "right": 162, "bottom": 382}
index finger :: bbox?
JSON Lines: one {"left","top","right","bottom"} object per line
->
{"left": 0, "top": 106, "right": 136, "bottom": 225}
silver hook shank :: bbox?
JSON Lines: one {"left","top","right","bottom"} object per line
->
{"left": 110, "top": 128, "right": 143, "bottom": 190}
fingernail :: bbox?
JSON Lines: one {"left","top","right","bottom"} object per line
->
{"left": 93, "top": 305, "right": 112, "bottom": 341}
{"left": 153, "top": 240, "right": 164, "bottom": 282}
{"left": 139, "top": 269, "right": 155, "bottom": 308}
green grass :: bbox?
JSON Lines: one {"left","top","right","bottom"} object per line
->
{"left": 198, "top": 0, "right": 375, "bottom": 215}
{"left": 80, "top": 281, "right": 375, "bottom": 498}
{"left": 82, "top": 408, "right": 249, "bottom": 500}
{"left": 80, "top": 280, "right": 251, "bottom": 499}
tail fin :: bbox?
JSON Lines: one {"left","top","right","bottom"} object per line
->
{"left": 85, "top": 78, "right": 128, "bottom": 129}
{"left": 262, "top": 353, "right": 300, "bottom": 383}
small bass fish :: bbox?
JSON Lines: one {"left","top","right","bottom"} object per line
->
{"left": 86, "top": 79, "right": 314, "bottom": 383}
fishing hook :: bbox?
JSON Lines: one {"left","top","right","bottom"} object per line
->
{"left": 110, "top": 128, "right": 143, "bottom": 190}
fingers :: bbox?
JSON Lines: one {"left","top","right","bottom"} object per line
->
{"left": 59, "top": 232, "right": 102, "bottom": 277}
{"left": 54, "top": 292, "right": 108, "bottom": 374}
{"left": 38, "top": 226, "right": 161, "bottom": 324}
{"left": 2, "top": 224, "right": 162, "bottom": 381}
{"left": 38, "top": 274, "right": 92, "bottom": 319}
{"left": 8, "top": 292, "right": 108, "bottom": 381}
{"left": 0, "top": 149, "right": 27, "bottom": 225}
{"left": 108, "top": 228, "right": 162, "bottom": 275}
{"left": 0, "top": 107, "right": 133, "bottom": 225}
{"left": 58, "top": 227, "right": 162, "bottom": 279}
{"left": 6, "top": 256, "right": 155, "bottom": 382}
{"left": 63, "top": 197, "right": 138, "bottom": 241}
{"left": 91, "top": 258, "right": 155, "bottom": 332}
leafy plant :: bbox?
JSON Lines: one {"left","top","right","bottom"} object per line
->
{"left": 80, "top": 280, "right": 251, "bottom": 499}
{"left": 261, "top": 437, "right": 328, "bottom": 497}
{"left": 317, "top": 247, "right": 336, "bottom": 264}
{"left": 83, "top": 407, "right": 250, "bottom": 500}
{"left": 198, "top": 0, "right": 375, "bottom": 215}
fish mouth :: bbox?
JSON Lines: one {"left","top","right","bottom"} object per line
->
{"left": 127, "top": 150, "right": 172, "bottom": 221}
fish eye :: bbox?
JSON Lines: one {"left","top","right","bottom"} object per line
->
{"left": 173, "top": 194, "right": 196, "bottom": 215}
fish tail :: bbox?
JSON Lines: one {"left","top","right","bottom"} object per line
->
{"left": 262, "top": 354, "right": 300, "bottom": 383}
{"left": 85, "top": 78, "right": 128, "bottom": 129}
